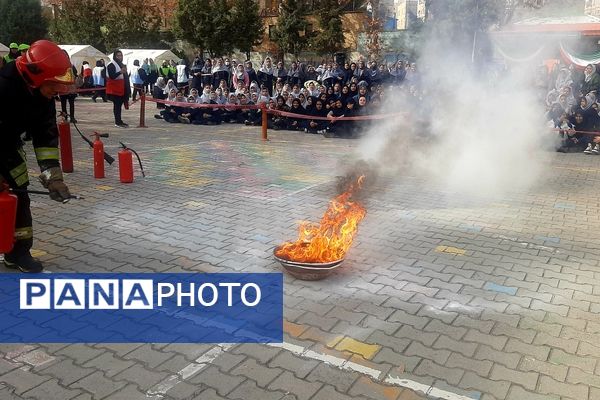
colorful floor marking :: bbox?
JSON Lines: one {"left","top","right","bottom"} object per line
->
{"left": 435, "top": 246, "right": 467, "bottom": 256}
{"left": 483, "top": 282, "right": 518, "bottom": 296}
{"left": 95, "top": 185, "right": 114, "bottom": 191}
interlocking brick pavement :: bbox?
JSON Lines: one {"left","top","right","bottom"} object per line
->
{"left": 0, "top": 99, "right": 599, "bottom": 399}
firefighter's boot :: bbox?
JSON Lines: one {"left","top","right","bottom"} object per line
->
{"left": 3, "top": 251, "right": 43, "bottom": 273}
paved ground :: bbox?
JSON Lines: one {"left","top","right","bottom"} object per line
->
{"left": 0, "top": 97, "right": 599, "bottom": 400}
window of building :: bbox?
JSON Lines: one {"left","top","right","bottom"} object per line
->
{"left": 266, "top": 0, "right": 276, "bottom": 9}
{"left": 268, "top": 25, "right": 276, "bottom": 39}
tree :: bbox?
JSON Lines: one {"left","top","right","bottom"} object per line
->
{"left": 310, "top": 0, "right": 345, "bottom": 56}
{"left": 175, "top": 0, "right": 234, "bottom": 57}
{"left": 0, "top": 0, "right": 47, "bottom": 45}
{"left": 206, "top": 0, "right": 235, "bottom": 56}
{"left": 175, "top": 0, "right": 210, "bottom": 56}
{"left": 425, "top": 0, "right": 544, "bottom": 29}
{"left": 230, "top": 0, "right": 264, "bottom": 60}
{"left": 271, "top": 0, "right": 308, "bottom": 61}
{"left": 364, "top": 16, "right": 384, "bottom": 62}
{"left": 102, "top": 0, "right": 163, "bottom": 51}
{"left": 49, "top": 0, "right": 106, "bottom": 52}
{"left": 423, "top": 0, "right": 545, "bottom": 62}
{"left": 502, "top": 0, "right": 545, "bottom": 26}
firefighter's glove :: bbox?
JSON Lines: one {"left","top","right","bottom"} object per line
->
{"left": 47, "top": 180, "right": 71, "bottom": 202}
{"left": 39, "top": 167, "right": 70, "bottom": 202}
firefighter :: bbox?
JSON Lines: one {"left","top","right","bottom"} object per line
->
{"left": 4, "top": 42, "right": 19, "bottom": 64}
{"left": 18, "top": 43, "right": 29, "bottom": 56}
{"left": 0, "top": 40, "right": 73, "bottom": 273}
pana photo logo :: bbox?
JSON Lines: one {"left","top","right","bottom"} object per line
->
{"left": 20, "top": 278, "right": 262, "bottom": 310}
{"left": 0, "top": 273, "right": 283, "bottom": 343}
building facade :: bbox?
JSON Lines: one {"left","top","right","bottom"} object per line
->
{"left": 417, "top": 0, "right": 426, "bottom": 20}
{"left": 586, "top": 0, "right": 600, "bottom": 17}
{"left": 255, "top": 0, "right": 369, "bottom": 56}
{"left": 394, "top": 0, "right": 418, "bottom": 30}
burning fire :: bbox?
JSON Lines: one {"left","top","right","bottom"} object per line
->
{"left": 275, "top": 175, "right": 366, "bottom": 263}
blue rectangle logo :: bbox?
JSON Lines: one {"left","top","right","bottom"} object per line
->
{"left": 0, "top": 273, "right": 283, "bottom": 343}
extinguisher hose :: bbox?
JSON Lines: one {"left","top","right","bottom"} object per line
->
{"left": 119, "top": 142, "right": 146, "bottom": 178}
{"left": 72, "top": 121, "right": 115, "bottom": 165}
{"left": 9, "top": 189, "right": 84, "bottom": 203}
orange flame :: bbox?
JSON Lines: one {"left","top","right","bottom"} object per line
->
{"left": 275, "top": 175, "right": 366, "bottom": 263}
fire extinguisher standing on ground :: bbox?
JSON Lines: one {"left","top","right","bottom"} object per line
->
{"left": 57, "top": 112, "right": 73, "bottom": 173}
{"left": 92, "top": 132, "right": 109, "bottom": 179}
{"left": 118, "top": 142, "right": 145, "bottom": 183}
{"left": 0, "top": 182, "right": 84, "bottom": 253}
{"left": 0, "top": 183, "right": 18, "bottom": 254}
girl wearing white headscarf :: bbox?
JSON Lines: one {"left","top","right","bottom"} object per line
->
{"left": 164, "top": 79, "right": 176, "bottom": 95}
{"left": 581, "top": 64, "right": 600, "bottom": 95}
{"left": 153, "top": 77, "right": 167, "bottom": 109}
{"left": 233, "top": 64, "right": 249, "bottom": 90}
{"left": 258, "top": 57, "right": 274, "bottom": 96}
{"left": 554, "top": 67, "right": 572, "bottom": 91}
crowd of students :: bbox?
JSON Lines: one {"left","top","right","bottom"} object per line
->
{"left": 149, "top": 56, "right": 419, "bottom": 138}
{"left": 544, "top": 61, "right": 600, "bottom": 154}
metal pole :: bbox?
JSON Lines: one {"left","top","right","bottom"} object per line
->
{"left": 471, "top": 30, "right": 477, "bottom": 64}
{"left": 472, "top": 0, "right": 479, "bottom": 64}
{"left": 261, "top": 103, "right": 268, "bottom": 141}
{"left": 138, "top": 91, "right": 147, "bottom": 128}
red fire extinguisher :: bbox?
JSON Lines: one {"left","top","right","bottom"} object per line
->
{"left": 118, "top": 142, "right": 145, "bottom": 183}
{"left": 92, "top": 132, "right": 109, "bottom": 179}
{"left": 0, "top": 184, "right": 17, "bottom": 254}
{"left": 58, "top": 112, "right": 73, "bottom": 173}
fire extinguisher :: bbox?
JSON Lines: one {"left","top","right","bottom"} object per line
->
{"left": 118, "top": 142, "right": 145, "bottom": 183}
{"left": 92, "top": 132, "right": 109, "bottom": 179}
{"left": 0, "top": 183, "right": 17, "bottom": 254}
{"left": 58, "top": 112, "right": 73, "bottom": 173}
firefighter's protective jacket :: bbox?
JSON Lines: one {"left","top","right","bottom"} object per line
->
{"left": 0, "top": 61, "right": 60, "bottom": 175}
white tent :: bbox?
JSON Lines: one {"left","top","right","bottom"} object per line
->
{"left": 111, "top": 49, "right": 180, "bottom": 71}
{"left": 0, "top": 43, "right": 9, "bottom": 56}
{"left": 59, "top": 45, "right": 108, "bottom": 70}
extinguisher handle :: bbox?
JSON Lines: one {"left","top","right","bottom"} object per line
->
{"left": 98, "top": 133, "right": 109, "bottom": 138}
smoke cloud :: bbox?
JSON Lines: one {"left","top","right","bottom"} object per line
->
{"left": 357, "top": 10, "right": 550, "bottom": 200}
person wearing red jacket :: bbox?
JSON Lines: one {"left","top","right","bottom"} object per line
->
{"left": 0, "top": 40, "right": 73, "bottom": 272}
{"left": 106, "top": 49, "right": 131, "bottom": 128}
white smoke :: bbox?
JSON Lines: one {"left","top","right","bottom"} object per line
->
{"left": 358, "top": 21, "right": 550, "bottom": 199}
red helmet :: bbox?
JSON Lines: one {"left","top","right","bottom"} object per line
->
{"left": 15, "top": 40, "right": 74, "bottom": 89}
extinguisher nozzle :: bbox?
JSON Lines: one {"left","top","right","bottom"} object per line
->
{"left": 62, "top": 195, "right": 84, "bottom": 204}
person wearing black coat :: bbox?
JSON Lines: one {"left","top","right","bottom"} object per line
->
{"left": 190, "top": 57, "right": 203, "bottom": 91}
{"left": 325, "top": 98, "right": 346, "bottom": 137}
{"left": 287, "top": 98, "right": 305, "bottom": 130}
{"left": 59, "top": 65, "right": 78, "bottom": 123}
{"left": 287, "top": 61, "right": 301, "bottom": 86}
{"left": 200, "top": 59, "right": 213, "bottom": 87}
{"left": 557, "top": 110, "right": 593, "bottom": 152}
{"left": 274, "top": 61, "right": 288, "bottom": 86}
{"left": 245, "top": 61, "right": 258, "bottom": 85}
{"left": 305, "top": 99, "right": 328, "bottom": 134}
{"left": 258, "top": 57, "right": 274, "bottom": 96}
{"left": 342, "top": 62, "right": 353, "bottom": 84}
{"left": 353, "top": 61, "right": 371, "bottom": 86}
